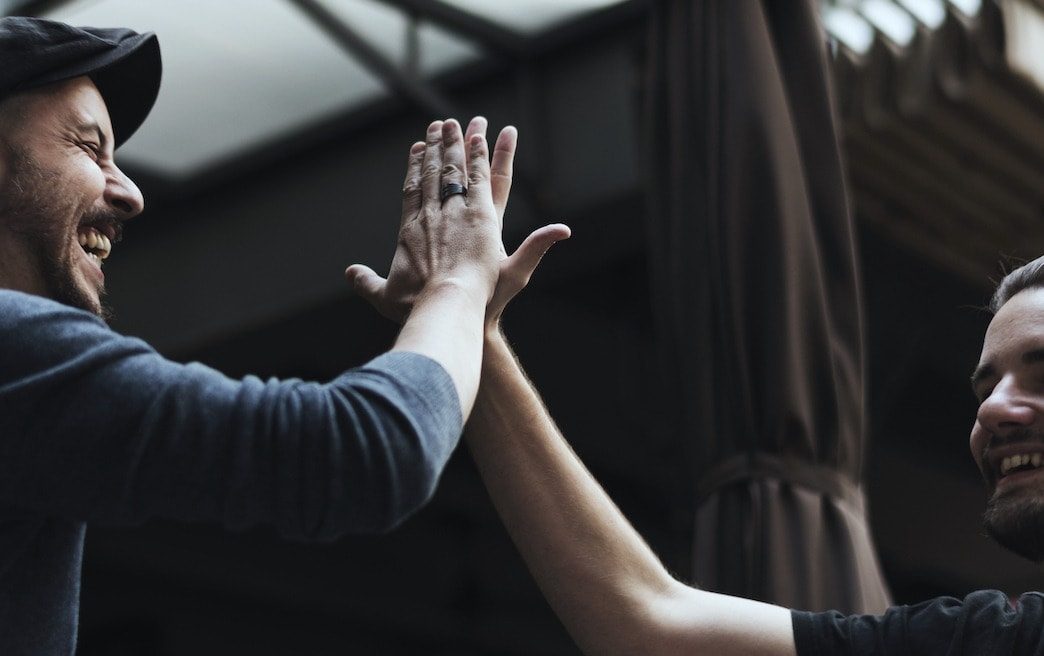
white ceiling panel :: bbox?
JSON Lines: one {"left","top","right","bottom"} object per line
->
{"left": 440, "top": 0, "right": 628, "bottom": 35}
{"left": 47, "top": 0, "right": 393, "bottom": 177}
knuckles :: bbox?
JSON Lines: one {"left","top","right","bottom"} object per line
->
{"left": 440, "top": 163, "right": 463, "bottom": 179}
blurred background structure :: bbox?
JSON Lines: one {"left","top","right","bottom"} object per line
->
{"left": 2, "top": 0, "right": 1043, "bottom": 653}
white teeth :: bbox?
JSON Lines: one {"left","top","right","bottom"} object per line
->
{"left": 1001, "top": 453, "right": 1044, "bottom": 476}
{"left": 77, "top": 228, "right": 112, "bottom": 260}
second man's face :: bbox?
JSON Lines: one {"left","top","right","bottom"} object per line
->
{"left": 970, "top": 287, "right": 1044, "bottom": 561}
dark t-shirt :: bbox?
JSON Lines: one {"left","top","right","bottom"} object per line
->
{"left": 793, "top": 590, "right": 1044, "bottom": 655}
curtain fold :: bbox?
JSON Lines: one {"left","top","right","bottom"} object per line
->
{"left": 644, "top": 0, "right": 891, "bottom": 613}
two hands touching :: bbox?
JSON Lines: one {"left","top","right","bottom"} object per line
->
{"left": 344, "top": 117, "right": 570, "bottom": 416}
{"left": 343, "top": 118, "right": 797, "bottom": 656}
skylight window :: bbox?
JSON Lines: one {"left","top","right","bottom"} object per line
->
{"left": 822, "top": 5, "right": 876, "bottom": 54}
{"left": 861, "top": 0, "right": 917, "bottom": 46}
{"left": 895, "top": 0, "right": 947, "bottom": 28}
{"left": 440, "top": 0, "right": 629, "bottom": 35}
{"left": 1003, "top": 0, "right": 1044, "bottom": 92}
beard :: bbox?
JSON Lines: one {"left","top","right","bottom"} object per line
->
{"left": 984, "top": 491, "right": 1044, "bottom": 562}
{"left": 981, "top": 428, "right": 1044, "bottom": 562}
{"left": 0, "top": 145, "right": 111, "bottom": 319}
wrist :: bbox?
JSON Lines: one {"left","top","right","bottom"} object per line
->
{"left": 484, "top": 323, "right": 507, "bottom": 345}
{"left": 418, "top": 274, "right": 490, "bottom": 311}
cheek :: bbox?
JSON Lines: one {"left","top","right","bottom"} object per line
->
{"left": 74, "top": 160, "right": 106, "bottom": 199}
{"left": 970, "top": 421, "right": 987, "bottom": 470}
{"left": 55, "top": 161, "right": 106, "bottom": 217}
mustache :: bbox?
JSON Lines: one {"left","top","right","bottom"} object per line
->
{"left": 79, "top": 211, "right": 125, "bottom": 243}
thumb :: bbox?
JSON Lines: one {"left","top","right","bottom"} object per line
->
{"left": 504, "top": 223, "right": 571, "bottom": 281}
{"left": 344, "top": 264, "right": 387, "bottom": 306}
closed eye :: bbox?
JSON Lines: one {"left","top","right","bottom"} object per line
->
{"left": 81, "top": 142, "right": 101, "bottom": 161}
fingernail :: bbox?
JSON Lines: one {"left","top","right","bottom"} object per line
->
{"left": 410, "top": 142, "right": 425, "bottom": 154}
{"left": 428, "top": 120, "right": 443, "bottom": 133}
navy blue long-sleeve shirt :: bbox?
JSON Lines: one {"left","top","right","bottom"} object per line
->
{"left": 0, "top": 289, "right": 463, "bottom": 654}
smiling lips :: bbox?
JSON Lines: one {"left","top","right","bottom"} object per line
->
{"left": 77, "top": 225, "right": 111, "bottom": 265}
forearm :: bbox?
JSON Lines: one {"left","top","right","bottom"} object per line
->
{"left": 465, "top": 331, "right": 680, "bottom": 655}
{"left": 392, "top": 278, "right": 487, "bottom": 419}
{"left": 466, "top": 332, "right": 797, "bottom": 656}
{"left": 0, "top": 292, "right": 462, "bottom": 535}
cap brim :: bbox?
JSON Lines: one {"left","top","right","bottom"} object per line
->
{"left": 26, "top": 29, "right": 162, "bottom": 149}
{"left": 87, "top": 32, "right": 161, "bottom": 149}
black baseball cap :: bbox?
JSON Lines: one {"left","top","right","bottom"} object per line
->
{"left": 0, "top": 16, "right": 161, "bottom": 148}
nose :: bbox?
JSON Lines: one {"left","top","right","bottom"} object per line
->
{"left": 976, "top": 376, "right": 1037, "bottom": 436}
{"left": 103, "top": 163, "right": 145, "bottom": 220}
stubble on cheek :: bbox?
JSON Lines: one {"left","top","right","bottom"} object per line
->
{"left": 0, "top": 146, "right": 106, "bottom": 317}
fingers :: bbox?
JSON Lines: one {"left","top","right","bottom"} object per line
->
{"left": 464, "top": 116, "right": 487, "bottom": 164}
{"left": 487, "top": 223, "right": 570, "bottom": 324}
{"left": 420, "top": 120, "right": 444, "bottom": 211}
{"left": 505, "top": 223, "right": 571, "bottom": 283}
{"left": 467, "top": 128, "right": 493, "bottom": 207}
{"left": 400, "top": 141, "right": 426, "bottom": 226}
{"left": 490, "top": 126, "right": 517, "bottom": 225}
{"left": 440, "top": 119, "right": 468, "bottom": 208}
{"left": 344, "top": 264, "right": 387, "bottom": 305}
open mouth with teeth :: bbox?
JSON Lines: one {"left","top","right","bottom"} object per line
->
{"left": 77, "top": 226, "right": 112, "bottom": 266}
{"left": 999, "top": 452, "right": 1044, "bottom": 479}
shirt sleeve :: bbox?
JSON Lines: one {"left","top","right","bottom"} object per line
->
{"left": 0, "top": 291, "right": 463, "bottom": 539}
{"left": 792, "top": 590, "right": 1044, "bottom": 656}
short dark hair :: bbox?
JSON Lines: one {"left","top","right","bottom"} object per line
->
{"left": 990, "top": 255, "right": 1044, "bottom": 314}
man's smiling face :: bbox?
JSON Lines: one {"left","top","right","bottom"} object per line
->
{"left": 0, "top": 76, "right": 143, "bottom": 317}
{"left": 971, "top": 287, "right": 1044, "bottom": 561}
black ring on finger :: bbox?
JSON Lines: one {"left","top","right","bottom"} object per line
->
{"left": 440, "top": 183, "right": 467, "bottom": 202}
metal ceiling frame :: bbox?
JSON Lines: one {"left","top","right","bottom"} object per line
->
{"left": 376, "top": 0, "right": 527, "bottom": 58}
{"left": 287, "top": 0, "right": 459, "bottom": 119}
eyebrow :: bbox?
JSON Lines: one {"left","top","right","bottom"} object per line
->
{"left": 970, "top": 348, "right": 1044, "bottom": 389}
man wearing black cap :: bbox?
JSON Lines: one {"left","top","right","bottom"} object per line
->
{"left": 0, "top": 16, "right": 566, "bottom": 654}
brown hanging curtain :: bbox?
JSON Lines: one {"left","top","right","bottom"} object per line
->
{"left": 644, "top": 0, "right": 891, "bottom": 613}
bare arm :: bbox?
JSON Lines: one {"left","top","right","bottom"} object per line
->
{"left": 349, "top": 120, "right": 794, "bottom": 654}
{"left": 466, "top": 332, "right": 797, "bottom": 656}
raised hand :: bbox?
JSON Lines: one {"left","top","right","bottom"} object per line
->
{"left": 346, "top": 117, "right": 569, "bottom": 331}
{"left": 346, "top": 119, "right": 505, "bottom": 322}
{"left": 463, "top": 118, "right": 571, "bottom": 328}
